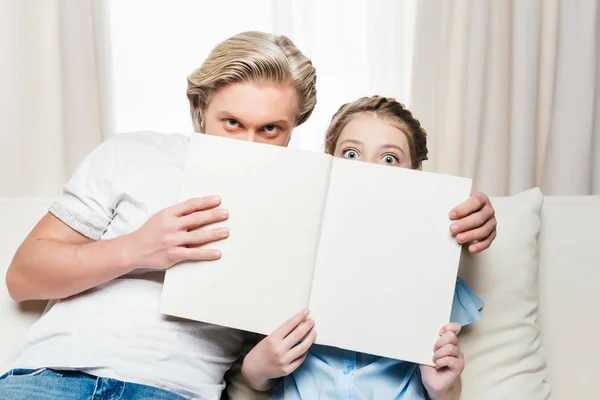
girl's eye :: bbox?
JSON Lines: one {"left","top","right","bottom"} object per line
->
{"left": 382, "top": 154, "right": 399, "bottom": 165}
{"left": 226, "top": 119, "right": 239, "bottom": 127}
{"left": 342, "top": 149, "right": 360, "bottom": 160}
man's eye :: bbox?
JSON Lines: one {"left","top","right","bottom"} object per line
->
{"left": 342, "top": 149, "right": 360, "bottom": 160}
{"left": 263, "top": 125, "right": 280, "bottom": 136}
{"left": 226, "top": 119, "right": 239, "bottom": 127}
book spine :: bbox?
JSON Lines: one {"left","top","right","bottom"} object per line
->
{"left": 306, "top": 155, "right": 334, "bottom": 310}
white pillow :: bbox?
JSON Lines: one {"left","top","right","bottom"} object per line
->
{"left": 0, "top": 198, "right": 52, "bottom": 364}
{"left": 458, "top": 188, "right": 551, "bottom": 399}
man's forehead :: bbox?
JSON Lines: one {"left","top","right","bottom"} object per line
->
{"left": 208, "top": 81, "right": 298, "bottom": 123}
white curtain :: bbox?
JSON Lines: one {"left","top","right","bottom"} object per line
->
{"left": 108, "top": 0, "right": 416, "bottom": 152}
{"left": 9, "top": 1, "right": 592, "bottom": 198}
{"left": 0, "top": 0, "right": 113, "bottom": 197}
{"left": 271, "top": 0, "right": 416, "bottom": 151}
{"left": 411, "top": 0, "right": 600, "bottom": 196}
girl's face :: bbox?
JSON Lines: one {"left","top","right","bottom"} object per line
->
{"left": 332, "top": 113, "right": 413, "bottom": 169}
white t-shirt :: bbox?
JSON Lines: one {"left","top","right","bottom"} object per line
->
{"left": 3, "top": 132, "right": 245, "bottom": 399}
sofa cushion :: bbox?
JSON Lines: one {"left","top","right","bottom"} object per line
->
{"left": 537, "top": 196, "right": 600, "bottom": 399}
{"left": 0, "top": 198, "right": 52, "bottom": 365}
{"left": 458, "top": 188, "right": 551, "bottom": 399}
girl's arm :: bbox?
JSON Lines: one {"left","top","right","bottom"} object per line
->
{"left": 424, "top": 377, "right": 462, "bottom": 400}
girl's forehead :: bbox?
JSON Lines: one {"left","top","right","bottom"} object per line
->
{"left": 339, "top": 113, "right": 409, "bottom": 147}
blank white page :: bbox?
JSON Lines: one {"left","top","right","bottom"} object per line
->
{"left": 309, "top": 157, "right": 472, "bottom": 366}
{"left": 161, "top": 134, "right": 331, "bottom": 335}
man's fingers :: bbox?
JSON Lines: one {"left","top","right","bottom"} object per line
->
{"left": 285, "top": 328, "right": 317, "bottom": 363}
{"left": 178, "top": 227, "right": 229, "bottom": 246}
{"left": 469, "top": 229, "right": 496, "bottom": 253}
{"left": 171, "top": 196, "right": 222, "bottom": 217}
{"left": 179, "top": 208, "right": 229, "bottom": 230}
{"left": 454, "top": 215, "right": 496, "bottom": 244}
{"left": 168, "top": 247, "right": 222, "bottom": 263}
{"left": 450, "top": 202, "right": 495, "bottom": 235}
{"left": 449, "top": 192, "right": 488, "bottom": 220}
{"left": 272, "top": 309, "right": 310, "bottom": 340}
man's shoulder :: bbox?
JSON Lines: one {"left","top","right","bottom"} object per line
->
{"left": 98, "top": 131, "right": 190, "bottom": 168}
{"left": 105, "top": 131, "right": 190, "bottom": 153}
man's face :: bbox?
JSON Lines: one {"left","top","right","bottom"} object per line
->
{"left": 202, "top": 80, "right": 298, "bottom": 147}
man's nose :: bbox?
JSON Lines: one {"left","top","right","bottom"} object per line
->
{"left": 238, "top": 130, "right": 258, "bottom": 142}
{"left": 247, "top": 130, "right": 258, "bottom": 142}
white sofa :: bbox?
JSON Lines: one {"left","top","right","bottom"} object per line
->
{"left": 1, "top": 191, "right": 599, "bottom": 399}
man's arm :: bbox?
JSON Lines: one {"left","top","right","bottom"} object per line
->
{"left": 6, "top": 196, "right": 229, "bottom": 302}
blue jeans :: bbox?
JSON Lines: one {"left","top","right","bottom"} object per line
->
{"left": 0, "top": 368, "right": 185, "bottom": 400}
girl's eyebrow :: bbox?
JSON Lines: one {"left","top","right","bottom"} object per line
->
{"left": 338, "top": 139, "right": 363, "bottom": 147}
{"left": 380, "top": 144, "right": 405, "bottom": 155}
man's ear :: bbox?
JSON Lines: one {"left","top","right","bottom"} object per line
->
{"left": 199, "top": 109, "right": 206, "bottom": 132}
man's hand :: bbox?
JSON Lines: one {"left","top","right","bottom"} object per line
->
{"left": 242, "top": 309, "right": 317, "bottom": 391}
{"left": 6, "top": 195, "right": 229, "bottom": 301}
{"left": 449, "top": 192, "right": 497, "bottom": 253}
{"left": 123, "top": 195, "right": 230, "bottom": 270}
{"left": 420, "top": 323, "right": 464, "bottom": 400}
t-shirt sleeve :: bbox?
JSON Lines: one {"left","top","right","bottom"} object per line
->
{"left": 48, "top": 137, "right": 119, "bottom": 240}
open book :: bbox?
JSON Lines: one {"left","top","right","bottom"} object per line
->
{"left": 161, "top": 134, "right": 472, "bottom": 366}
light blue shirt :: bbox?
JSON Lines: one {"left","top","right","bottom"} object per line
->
{"left": 271, "top": 277, "right": 483, "bottom": 400}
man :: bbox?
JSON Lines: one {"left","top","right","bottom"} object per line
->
{"left": 2, "top": 31, "right": 496, "bottom": 399}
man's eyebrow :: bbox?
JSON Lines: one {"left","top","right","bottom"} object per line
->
{"left": 215, "top": 111, "right": 292, "bottom": 127}
{"left": 215, "top": 111, "right": 238, "bottom": 119}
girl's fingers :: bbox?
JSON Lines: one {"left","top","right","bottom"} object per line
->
{"left": 434, "top": 331, "right": 458, "bottom": 351}
{"left": 272, "top": 309, "right": 310, "bottom": 340}
{"left": 285, "top": 328, "right": 317, "bottom": 363}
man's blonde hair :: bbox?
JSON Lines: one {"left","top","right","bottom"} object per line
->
{"left": 187, "top": 31, "right": 317, "bottom": 132}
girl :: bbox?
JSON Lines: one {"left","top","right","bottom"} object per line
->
{"left": 241, "top": 96, "right": 484, "bottom": 400}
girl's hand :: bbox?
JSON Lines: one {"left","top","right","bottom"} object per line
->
{"left": 241, "top": 309, "right": 317, "bottom": 391}
{"left": 419, "top": 323, "right": 464, "bottom": 400}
